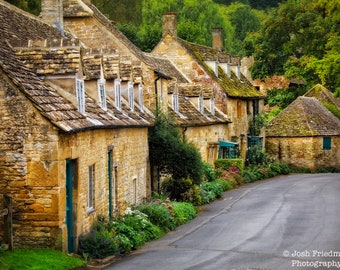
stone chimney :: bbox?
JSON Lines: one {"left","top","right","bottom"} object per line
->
{"left": 212, "top": 28, "right": 223, "bottom": 51}
{"left": 40, "top": 0, "right": 63, "bottom": 30}
{"left": 162, "top": 12, "right": 177, "bottom": 38}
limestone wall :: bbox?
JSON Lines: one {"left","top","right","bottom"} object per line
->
{"left": 266, "top": 136, "right": 340, "bottom": 170}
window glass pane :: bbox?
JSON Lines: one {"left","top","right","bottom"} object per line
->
{"left": 323, "top": 137, "right": 331, "bottom": 150}
{"left": 88, "top": 165, "right": 95, "bottom": 211}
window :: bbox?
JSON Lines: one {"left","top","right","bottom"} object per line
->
{"left": 172, "top": 92, "right": 179, "bottom": 113}
{"left": 138, "top": 84, "right": 144, "bottom": 112}
{"left": 88, "top": 165, "right": 95, "bottom": 212}
{"left": 128, "top": 81, "right": 134, "bottom": 111}
{"left": 76, "top": 79, "right": 85, "bottom": 114}
{"left": 210, "top": 98, "right": 215, "bottom": 115}
{"left": 114, "top": 78, "right": 121, "bottom": 110}
{"left": 199, "top": 96, "right": 204, "bottom": 114}
{"left": 98, "top": 80, "right": 107, "bottom": 110}
{"left": 253, "top": 99, "right": 259, "bottom": 116}
{"left": 323, "top": 137, "right": 331, "bottom": 150}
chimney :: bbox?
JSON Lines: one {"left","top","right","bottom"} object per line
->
{"left": 212, "top": 28, "right": 223, "bottom": 51}
{"left": 40, "top": 0, "right": 63, "bottom": 30}
{"left": 162, "top": 12, "right": 177, "bottom": 38}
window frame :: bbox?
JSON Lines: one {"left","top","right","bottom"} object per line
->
{"left": 323, "top": 136, "right": 331, "bottom": 150}
{"left": 87, "top": 164, "right": 95, "bottom": 213}
{"left": 76, "top": 79, "right": 85, "bottom": 114}
{"left": 98, "top": 79, "right": 107, "bottom": 110}
{"left": 128, "top": 81, "right": 134, "bottom": 111}
{"left": 114, "top": 78, "right": 121, "bottom": 111}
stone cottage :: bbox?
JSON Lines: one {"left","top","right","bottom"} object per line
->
{"left": 152, "top": 13, "right": 265, "bottom": 158}
{"left": 265, "top": 95, "right": 340, "bottom": 170}
{"left": 48, "top": 0, "right": 232, "bottom": 167}
{"left": 0, "top": 0, "right": 153, "bottom": 253}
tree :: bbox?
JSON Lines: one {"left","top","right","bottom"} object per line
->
{"left": 5, "top": 0, "right": 41, "bottom": 15}
{"left": 148, "top": 109, "right": 204, "bottom": 187}
{"left": 248, "top": 0, "right": 340, "bottom": 93}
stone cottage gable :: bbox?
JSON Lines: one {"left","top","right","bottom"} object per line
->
{"left": 304, "top": 84, "right": 340, "bottom": 112}
{"left": 178, "top": 39, "right": 263, "bottom": 99}
{"left": 266, "top": 96, "right": 340, "bottom": 137}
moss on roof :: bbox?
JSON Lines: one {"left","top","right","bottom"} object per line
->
{"left": 266, "top": 96, "right": 340, "bottom": 137}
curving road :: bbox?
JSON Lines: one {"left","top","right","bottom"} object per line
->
{"left": 105, "top": 173, "right": 340, "bottom": 270}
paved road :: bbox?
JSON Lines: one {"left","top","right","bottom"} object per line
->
{"left": 105, "top": 174, "right": 340, "bottom": 270}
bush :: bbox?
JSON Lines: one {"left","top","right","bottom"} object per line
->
{"left": 215, "top": 158, "right": 244, "bottom": 174}
{"left": 216, "top": 179, "right": 234, "bottom": 191}
{"left": 135, "top": 201, "right": 176, "bottom": 232}
{"left": 202, "top": 162, "right": 216, "bottom": 182}
{"left": 78, "top": 230, "right": 118, "bottom": 259}
{"left": 200, "top": 181, "right": 224, "bottom": 204}
{"left": 245, "top": 145, "right": 272, "bottom": 166}
{"left": 161, "top": 177, "right": 195, "bottom": 202}
{"left": 170, "top": 202, "right": 197, "bottom": 226}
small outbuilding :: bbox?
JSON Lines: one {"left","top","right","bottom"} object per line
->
{"left": 265, "top": 95, "right": 340, "bottom": 171}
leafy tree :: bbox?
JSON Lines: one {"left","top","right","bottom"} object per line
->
{"left": 248, "top": 0, "right": 340, "bottom": 94}
{"left": 148, "top": 109, "right": 204, "bottom": 186}
{"left": 5, "top": 0, "right": 41, "bottom": 15}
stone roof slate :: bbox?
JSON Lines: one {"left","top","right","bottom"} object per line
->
{"left": 0, "top": 1, "right": 153, "bottom": 132}
{"left": 178, "top": 39, "right": 264, "bottom": 99}
{"left": 304, "top": 84, "right": 340, "bottom": 111}
{"left": 266, "top": 96, "right": 340, "bottom": 137}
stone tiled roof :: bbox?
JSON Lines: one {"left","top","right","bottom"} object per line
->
{"left": 63, "top": 0, "right": 93, "bottom": 17}
{"left": 304, "top": 84, "right": 340, "bottom": 111}
{"left": 0, "top": 1, "right": 153, "bottom": 132}
{"left": 178, "top": 39, "right": 264, "bottom": 99}
{"left": 266, "top": 96, "right": 340, "bottom": 137}
{"left": 87, "top": 3, "right": 188, "bottom": 83}
{"left": 168, "top": 95, "right": 231, "bottom": 127}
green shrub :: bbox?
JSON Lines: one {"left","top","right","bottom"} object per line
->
{"left": 245, "top": 145, "right": 272, "bottom": 166}
{"left": 161, "top": 177, "right": 195, "bottom": 202}
{"left": 170, "top": 202, "right": 197, "bottom": 226}
{"left": 216, "top": 179, "right": 234, "bottom": 191}
{"left": 215, "top": 158, "right": 244, "bottom": 174}
{"left": 78, "top": 230, "right": 118, "bottom": 259}
{"left": 200, "top": 181, "right": 224, "bottom": 204}
{"left": 203, "top": 162, "right": 216, "bottom": 182}
{"left": 135, "top": 202, "right": 176, "bottom": 232}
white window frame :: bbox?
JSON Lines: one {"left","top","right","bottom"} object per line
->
{"left": 172, "top": 92, "right": 179, "bottom": 113}
{"left": 199, "top": 95, "right": 204, "bottom": 114}
{"left": 114, "top": 78, "right": 121, "bottom": 111}
{"left": 98, "top": 79, "right": 107, "bottom": 110}
{"left": 76, "top": 79, "right": 85, "bottom": 114}
{"left": 128, "top": 81, "right": 134, "bottom": 111}
{"left": 210, "top": 98, "right": 215, "bottom": 115}
{"left": 87, "top": 164, "right": 95, "bottom": 213}
{"left": 138, "top": 83, "right": 144, "bottom": 112}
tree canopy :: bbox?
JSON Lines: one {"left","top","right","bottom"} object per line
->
{"left": 247, "top": 0, "right": 340, "bottom": 96}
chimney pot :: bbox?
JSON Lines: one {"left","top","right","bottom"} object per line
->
{"left": 162, "top": 12, "right": 177, "bottom": 38}
{"left": 212, "top": 28, "right": 223, "bottom": 51}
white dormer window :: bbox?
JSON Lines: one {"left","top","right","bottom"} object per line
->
{"left": 172, "top": 92, "right": 179, "bottom": 113}
{"left": 114, "top": 78, "right": 121, "bottom": 111}
{"left": 199, "top": 95, "right": 204, "bottom": 114}
{"left": 98, "top": 79, "right": 107, "bottom": 110}
{"left": 138, "top": 84, "right": 144, "bottom": 112}
{"left": 128, "top": 81, "right": 134, "bottom": 111}
{"left": 226, "top": 64, "right": 231, "bottom": 78}
{"left": 210, "top": 98, "right": 215, "bottom": 115}
{"left": 76, "top": 79, "right": 85, "bottom": 114}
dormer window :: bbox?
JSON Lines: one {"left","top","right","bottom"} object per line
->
{"left": 114, "top": 78, "right": 121, "bottom": 111}
{"left": 128, "top": 81, "right": 134, "bottom": 111}
{"left": 76, "top": 79, "right": 85, "bottom": 114}
{"left": 199, "top": 95, "right": 204, "bottom": 114}
{"left": 210, "top": 98, "right": 215, "bottom": 115}
{"left": 172, "top": 92, "right": 179, "bottom": 113}
{"left": 98, "top": 79, "right": 107, "bottom": 110}
{"left": 138, "top": 84, "right": 144, "bottom": 112}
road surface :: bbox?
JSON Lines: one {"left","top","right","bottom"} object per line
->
{"left": 105, "top": 173, "right": 340, "bottom": 270}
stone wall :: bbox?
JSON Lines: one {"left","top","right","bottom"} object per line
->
{"left": 183, "top": 124, "right": 229, "bottom": 165}
{"left": 266, "top": 136, "right": 340, "bottom": 170}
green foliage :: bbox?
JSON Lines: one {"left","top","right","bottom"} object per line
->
{"left": 135, "top": 201, "right": 176, "bottom": 232}
{"left": 78, "top": 230, "right": 118, "bottom": 259}
{"left": 214, "top": 158, "right": 244, "bottom": 174}
{"left": 149, "top": 110, "right": 204, "bottom": 185}
{"left": 200, "top": 181, "right": 223, "bottom": 204}
{"left": 245, "top": 145, "right": 272, "bottom": 166}
{"left": 5, "top": 0, "right": 41, "bottom": 15}
{"left": 170, "top": 202, "right": 197, "bottom": 226}
{"left": 202, "top": 162, "right": 217, "bottom": 182}
{"left": 161, "top": 177, "right": 195, "bottom": 202}
{"left": 249, "top": 0, "right": 340, "bottom": 93}
{"left": 323, "top": 102, "right": 340, "bottom": 120}
{"left": 248, "top": 113, "right": 266, "bottom": 136}
{"left": 243, "top": 162, "right": 290, "bottom": 183}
